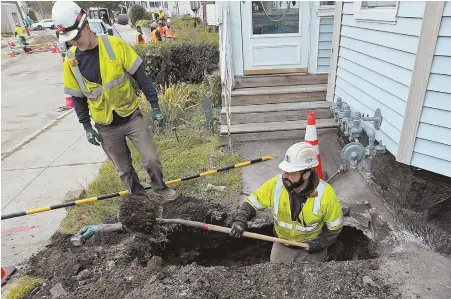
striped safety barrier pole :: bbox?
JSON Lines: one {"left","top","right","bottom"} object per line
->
{"left": 1, "top": 155, "right": 276, "bottom": 220}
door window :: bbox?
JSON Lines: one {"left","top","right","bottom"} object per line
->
{"left": 100, "top": 23, "right": 107, "bottom": 33}
{"left": 252, "top": 1, "right": 300, "bottom": 35}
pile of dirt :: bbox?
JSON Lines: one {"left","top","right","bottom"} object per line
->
{"left": 30, "top": 35, "right": 57, "bottom": 52}
{"left": 162, "top": 196, "right": 228, "bottom": 223}
{"left": 125, "top": 261, "right": 400, "bottom": 299}
{"left": 21, "top": 196, "right": 397, "bottom": 298}
{"left": 117, "top": 195, "right": 158, "bottom": 234}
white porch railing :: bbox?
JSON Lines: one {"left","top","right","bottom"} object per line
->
{"left": 219, "top": 3, "right": 233, "bottom": 149}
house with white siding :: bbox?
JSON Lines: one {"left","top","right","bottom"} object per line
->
{"left": 218, "top": 1, "right": 451, "bottom": 178}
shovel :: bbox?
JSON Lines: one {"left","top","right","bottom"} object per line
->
{"left": 157, "top": 218, "right": 308, "bottom": 249}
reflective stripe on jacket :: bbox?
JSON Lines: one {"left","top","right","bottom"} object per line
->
{"left": 245, "top": 174, "right": 344, "bottom": 242}
{"left": 63, "top": 35, "right": 140, "bottom": 125}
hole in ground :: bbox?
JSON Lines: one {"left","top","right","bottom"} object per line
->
{"left": 327, "top": 226, "right": 379, "bottom": 261}
{"left": 156, "top": 225, "right": 378, "bottom": 266}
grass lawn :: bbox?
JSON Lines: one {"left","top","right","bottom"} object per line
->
{"left": 5, "top": 276, "right": 40, "bottom": 299}
{"left": 60, "top": 128, "right": 243, "bottom": 234}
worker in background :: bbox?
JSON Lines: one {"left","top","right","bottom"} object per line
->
{"left": 158, "top": 20, "right": 165, "bottom": 39}
{"left": 230, "top": 142, "right": 344, "bottom": 263}
{"left": 15, "top": 24, "right": 26, "bottom": 44}
{"left": 136, "top": 25, "right": 145, "bottom": 45}
{"left": 52, "top": 1, "right": 178, "bottom": 201}
{"left": 157, "top": 7, "right": 165, "bottom": 21}
{"left": 165, "top": 23, "right": 174, "bottom": 40}
{"left": 149, "top": 22, "right": 162, "bottom": 42}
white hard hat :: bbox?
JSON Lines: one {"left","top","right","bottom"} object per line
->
{"left": 278, "top": 142, "right": 319, "bottom": 173}
{"left": 52, "top": 1, "right": 87, "bottom": 42}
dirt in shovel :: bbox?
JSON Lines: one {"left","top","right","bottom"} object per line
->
{"left": 117, "top": 195, "right": 158, "bottom": 234}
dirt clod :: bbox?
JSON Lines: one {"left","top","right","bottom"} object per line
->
{"left": 117, "top": 195, "right": 157, "bottom": 234}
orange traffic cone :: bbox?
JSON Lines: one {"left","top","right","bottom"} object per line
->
{"left": 305, "top": 112, "right": 325, "bottom": 180}
{"left": 65, "top": 94, "right": 74, "bottom": 109}
{"left": 9, "top": 50, "right": 15, "bottom": 58}
{"left": 1, "top": 267, "right": 5, "bottom": 279}
{"left": 51, "top": 45, "right": 57, "bottom": 53}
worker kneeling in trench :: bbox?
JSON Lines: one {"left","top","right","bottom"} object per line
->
{"left": 230, "top": 142, "right": 344, "bottom": 263}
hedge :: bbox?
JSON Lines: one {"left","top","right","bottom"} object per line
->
{"left": 134, "top": 43, "right": 219, "bottom": 85}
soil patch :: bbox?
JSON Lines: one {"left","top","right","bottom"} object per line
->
{"left": 117, "top": 195, "right": 157, "bottom": 234}
{"left": 125, "top": 261, "right": 400, "bottom": 299}
{"left": 22, "top": 197, "right": 390, "bottom": 299}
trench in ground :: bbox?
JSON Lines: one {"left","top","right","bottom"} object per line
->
{"left": 155, "top": 225, "right": 379, "bottom": 267}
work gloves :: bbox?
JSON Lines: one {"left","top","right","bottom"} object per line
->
{"left": 85, "top": 127, "right": 100, "bottom": 146}
{"left": 79, "top": 225, "right": 99, "bottom": 241}
{"left": 152, "top": 108, "right": 164, "bottom": 126}
{"left": 230, "top": 201, "right": 256, "bottom": 238}
{"left": 305, "top": 239, "right": 322, "bottom": 253}
{"left": 230, "top": 220, "right": 246, "bottom": 238}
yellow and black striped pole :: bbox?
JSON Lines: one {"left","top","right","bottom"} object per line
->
{"left": 1, "top": 155, "right": 275, "bottom": 220}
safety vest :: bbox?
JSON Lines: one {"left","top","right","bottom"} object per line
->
{"left": 245, "top": 174, "right": 344, "bottom": 243}
{"left": 166, "top": 27, "right": 174, "bottom": 38}
{"left": 158, "top": 25, "right": 165, "bottom": 37}
{"left": 15, "top": 26, "right": 25, "bottom": 37}
{"left": 150, "top": 30, "right": 158, "bottom": 42}
{"left": 63, "top": 35, "right": 140, "bottom": 125}
{"left": 136, "top": 32, "right": 145, "bottom": 45}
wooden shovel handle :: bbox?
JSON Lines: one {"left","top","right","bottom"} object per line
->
{"left": 157, "top": 218, "right": 308, "bottom": 249}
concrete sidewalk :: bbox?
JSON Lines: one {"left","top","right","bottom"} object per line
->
{"left": 1, "top": 111, "right": 107, "bottom": 267}
{"left": 1, "top": 52, "right": 69, "bottom": 154}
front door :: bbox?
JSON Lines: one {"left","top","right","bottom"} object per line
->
{"left": 241, "top": 1, "right": 310, "bottom": 75}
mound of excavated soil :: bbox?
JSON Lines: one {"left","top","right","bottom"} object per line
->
{"left": 21, "top": 196, "right": 400, "bottom": 299}
{"left": 24, "top": 231, "right": 400, "bottom": 299}
{"left": 125, "top": 261, "right": 401, "bottom": 299}
{"left": 162, "top": 196, "right": 227, "bottom": 223}
{"left": 117, "top": 195, "right": 157, "bottom": 234}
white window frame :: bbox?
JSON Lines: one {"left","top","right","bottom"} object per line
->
{"left": 353, "top": 1, "right": 399, "bottom": 24}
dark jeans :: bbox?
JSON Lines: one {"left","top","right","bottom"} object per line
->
{"left": 96, "top": 109, "right": 167, "bottom": 196}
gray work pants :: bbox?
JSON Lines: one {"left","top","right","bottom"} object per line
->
{"left": 96, "top": 109, "right": 167, "bottom": 196}
{"left": 270, "top": 242, "right": 327, "bottom": 263}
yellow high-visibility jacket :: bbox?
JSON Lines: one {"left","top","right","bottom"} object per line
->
{"left": 63, "top": 35, "right": 141, "bottom": 125}
{"left": 246, "top": 174, "right": 344, "bottom": 242}
{"left": 15, "top": 26, "right": 25, "bottom": 37}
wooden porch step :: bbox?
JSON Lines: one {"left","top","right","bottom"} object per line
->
{"left": 219, "top": 118, "right": 338, "bottom": 145}
{"left": 231, "top": 84, "right": 326, "bottom": 106}
{"left": 234, "top": 73, "right": 328, "bottom": 89}
{"left": 220, "top": 101, "right": 333, "bottom": 124}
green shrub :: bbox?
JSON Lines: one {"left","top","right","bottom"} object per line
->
{"left": 202, "top": 71, "right": 221, "bottom": 107}
{"left": 170, "top": 25, "right": 219, "bottom": 44}
{"left": 129, "top": 5, "right": 147, "bottom": 26}
{"left": 28, "top": 11, "right": 38, "bottom": 22}
{"left": 171, "top": 16, "right": 199, "bottom": 29}
{"left": 136, "top": 19, "right": 152, "bottom": 29}
{"left": 137, "top": 83, "right": 200, "bottom": 126}
{"left": 134, "top": 43, "right": 219, "bottom": 86}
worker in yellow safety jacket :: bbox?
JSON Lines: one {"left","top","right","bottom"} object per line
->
{"left": 230, "top": 142, "right": 344, "bottom": 263}
{"left": 136, "top": 25, "right": 145, "bottom": 45}
{"left": 15, "top": 24, "right": 26, "bottom": 44}
{"left": 52, "top": 1, "right": 177, "bottom": 201}
{"left": 157, "top": 7, "right": 165, "bottom": 21}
